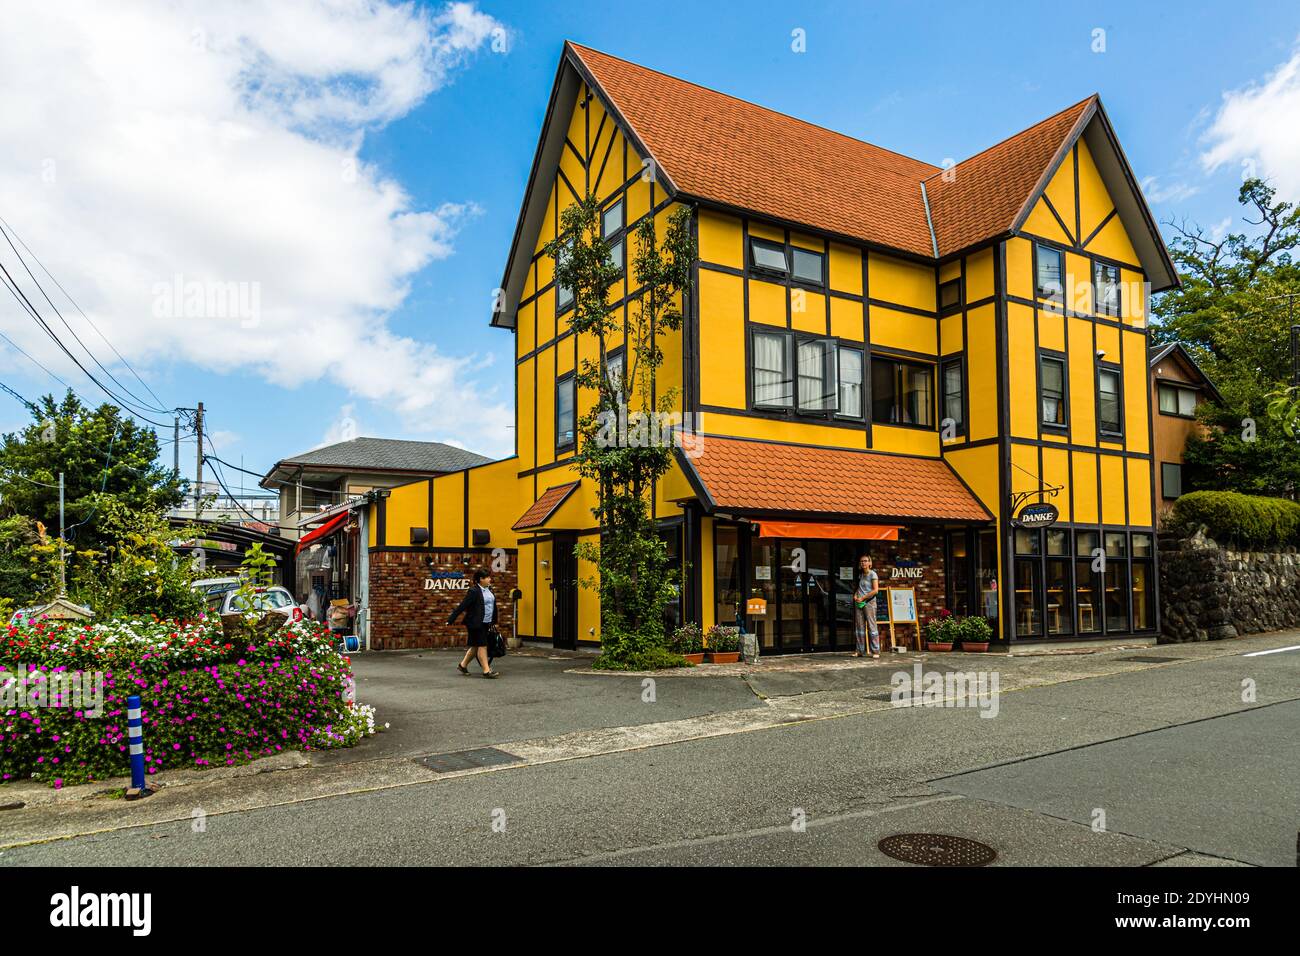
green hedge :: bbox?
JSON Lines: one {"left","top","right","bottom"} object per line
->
{"left": 1170, "top": 491, "right": 1300, "bottom": 547}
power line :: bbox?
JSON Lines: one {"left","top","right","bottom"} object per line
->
{"left": 0, "top": 378, "right": 38, "bottom": 415}
{"left": 0, "top": 221, "right": 171, "bottom": 416}
{"left": 0, "top": 326, "right": 75, "bottom": 395}
{"left": 0, "top": 261, "right": 173, "bottom": 429}
{"left": 0, "top": 214, "right": 169, "bottom": 413}
{"left": 202, "top": 450, "right": 347, "bottom": 497}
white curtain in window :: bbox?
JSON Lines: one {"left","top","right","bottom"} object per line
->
{"left": 798, "top": 340, "right": 826, "bottom": 410}
{"left": 838, "top": 348, "right": 863, "bottom": 417}
{"left": 754, "top": 334, "right": 789, "bottom": 406}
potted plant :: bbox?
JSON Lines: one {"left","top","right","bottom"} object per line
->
{"left": 670, "top": 622, "right": 705, "bottom": 665}
{"left": 957, "top": 615, "right": 992, "bottom": 652}
{"left": 704, "top": 625, "right": 742, "bottom": 664}
{"left": 923, "top": 611, "right": 956, "bottom": 652}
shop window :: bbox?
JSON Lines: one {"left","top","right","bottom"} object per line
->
{"left": 556, "top": 374, "right": 576, "bottom": 451}
{"left": 1157, "top": 383, "right": 1197, "bottom": 418}
{"left": 797, "top": 338, "right": 837, "bottom": 413}
{"left": 714, "top": 523, "right": 741, "bottom": 628}
{"left": 1131, "top": 533, "right": 1155, "bottom": 631}
{"left": 941, "top": 358, "right": 964, "bottom": 436}
{"left": 947, "top": 530, "right": 971, "bottom": 617}
{"left": 1045, "top": 554, "right": 1074, "bottom": 636}
{"left": 1093, "top": 261, "right": 1121, "bottom": 317}
{"left": 791, "top": 247, "right": 825, "bottom": 285}
{"left": 977, "top": 528, "right": 999, "bottom": 632}
{"left": 1097, "top": 367, "right": 1123, "bottom": 437}
{"left": 750, "top": 237, "right": 789, "bottom": 275}
{"left": 1039, "top": 354, "right": 1067, "bottom": 428}
{"left": 1104, "top": 554, "right": 1130, "bottom": 633}
{"left": 659, "top": 524, "right": 683, "bottom": 635}
{"left": 752, "top": 330, "right": 793, "bottom": 408}
{"left": 1161, "top": 462, "right": 1183, "bottom": 500}
{"left": 1014, "top": 557, "right": 1042, "bottom": 637}
{"left": 1015, "top": 527, "right": 1041, "bottom": 555}
{"left": 1036, "top": 244, "right": 1064, "bottom": 299}
{"left": 939, "top": 278, "right": 962, "bottom": 314}
{"left": 871, "top": 356, "right": 934, "bottom": 427}
{"left": 837, "top": 347, "right": 864, "bottom": 419}
{"left": 1074, "top": 530, "right": 1101, "bottom": 634}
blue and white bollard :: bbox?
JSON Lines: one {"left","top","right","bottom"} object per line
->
{"left": 124, "top": 694, "right": 153, "bottom": 800}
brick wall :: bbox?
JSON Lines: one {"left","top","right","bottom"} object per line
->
{"left": 368, "top": 549, "right": 518, "bottom": 651}
{"left": 876, "top": 526, "right": 947, "bottom": 623}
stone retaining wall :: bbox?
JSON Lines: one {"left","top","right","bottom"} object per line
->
{"left": 1158, "top": 530, "right": 1300, "bottom": 642}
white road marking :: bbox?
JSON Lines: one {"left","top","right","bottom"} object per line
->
{"left": 1242, "top": 645, "right": 1300, "bottom": 657}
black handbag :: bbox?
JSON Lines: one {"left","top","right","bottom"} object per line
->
{"left": 487, "top": 626, "right": 507, "bottom": 661}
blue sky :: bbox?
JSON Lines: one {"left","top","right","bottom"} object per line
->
{"left": 1, "top": 0, "right": 1298, "bottom": 487}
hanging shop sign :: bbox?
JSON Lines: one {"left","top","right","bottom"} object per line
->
{"left": 1015, "top": 502, "right": 1060, "bottom": 529}
{"left": 746, "top": 596, "right": 768, "bottom": 616}
{"left": 424, "top": 571, "right": 471, "bottom": 591}
{"left": 888, "top": 558, "right": 924, "bottom": 580}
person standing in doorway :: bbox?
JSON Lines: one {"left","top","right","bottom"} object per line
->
{"left": 450, "top": 569, "right": 500, "bottom": 678}
{"left": 853, "top": 554, "right": 881, "bottom": 659}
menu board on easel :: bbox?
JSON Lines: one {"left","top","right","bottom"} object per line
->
{"left": 875, "top": 587, "right": 918, "bottom": 650}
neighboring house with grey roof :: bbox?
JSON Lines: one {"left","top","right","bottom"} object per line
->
{"left": 261, "top": 437, "right": 493, "bottom": 540}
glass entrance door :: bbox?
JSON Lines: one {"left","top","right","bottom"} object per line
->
{"left": 775, "top": 539, "right": 837, "bottom": 652}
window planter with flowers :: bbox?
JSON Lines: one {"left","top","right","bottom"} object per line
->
{"left": 704, "top": 625, "right": 742, "bottom": 663}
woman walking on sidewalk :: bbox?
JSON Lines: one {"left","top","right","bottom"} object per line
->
{"left": 853, "top": 554, "right": 881, "bottom": 659}
{"left": 449, "top": 569, "right": 501, "bottom": 678}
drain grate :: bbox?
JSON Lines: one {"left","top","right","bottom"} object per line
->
{"left": 878, "top": 833, "right": 997, "bottom": 867}
{"left": 1118, "top": 655, "right": 1183, "bottom": 663}
{"left": 419, "top": 747, "right": 522, "bottom": 773}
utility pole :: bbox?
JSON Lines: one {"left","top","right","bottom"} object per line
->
{"left": 195, "top": 401, "right": 204, "bottom": 519}
{"left": 173, "top": 415, "right": 180, "bottom": 478}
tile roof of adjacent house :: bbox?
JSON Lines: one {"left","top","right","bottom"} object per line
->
{"left": 677, "top": 435, "right": 992, "bottom": 523}
{"left": 513, "top": 481, "right": 581, "bottom": 530}
{"left": 276, "top": 437, "right": 493, "bottom": 474}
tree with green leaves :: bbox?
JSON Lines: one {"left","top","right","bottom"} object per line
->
{"left": 544, "top": 196, "right": 696, "bottom": 669}
{"left": 0, "top": 391, "right": 186, "bottom": 549}
{"left": 1152, "top": 179, "right": 1300, "bottom": 497}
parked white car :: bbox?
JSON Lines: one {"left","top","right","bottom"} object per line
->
{"left": 194, "top": 578, "right": 307, "bottom": 623}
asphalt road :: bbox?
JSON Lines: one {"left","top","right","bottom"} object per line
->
{"left": 2, "top": 642, "right": 1295, "bottom": 866}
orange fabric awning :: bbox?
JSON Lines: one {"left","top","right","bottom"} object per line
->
{"left": 757, "top": 521, "right": 900, "bottom": 540}
{"left": 296, "top": 512, "right": 348, "bottom": 554}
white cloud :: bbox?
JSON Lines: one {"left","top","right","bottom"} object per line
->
{"left": 1201, "top": 41, "right": 1300, "bottom": 198}
{"left": 0, "top": 0, "right": 513, "bottom": 456}
{"left": 1139, "top": 175, "right": 1200, "bottom": 205}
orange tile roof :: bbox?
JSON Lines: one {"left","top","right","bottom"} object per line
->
{"left": 925, "top": 96, "right": 1095, "bottom": 257}
{"left": 679, "top": 436, "right": 991, "bottom": 522}
{"left": 513, "top": 481, "right": 580, "bottom": 530}
{"left": 567, "top": 43, "right": 1096, "bottom": 261}
{"left": 569, "top": 43, "right": 942, "bottom": 257}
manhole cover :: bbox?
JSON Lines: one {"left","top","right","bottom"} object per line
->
{"left": 419, "top": 747, "right": 522, "bottom": 773}
{"left": 878, "top": 833, "right": 996, "bottom": 866}
{"left": 1118, "top": 655, "right": 1182, "bottom": 663}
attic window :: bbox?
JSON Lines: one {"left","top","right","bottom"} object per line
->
{"left": 1036, "top": 244, "right": 1064, "bottom": 300}
{"left": 1093, "top": 261, "right": 1121, "bottom": 317}
{"left": 750, "top": 237, "right": 789, "bottom": 275}
{"left": 791, "top": 247, "right": 825, "bottom": 285}
{"left": 938, "top": 278, "right": 962, "bottom": 314}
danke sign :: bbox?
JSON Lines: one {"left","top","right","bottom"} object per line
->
{"left": 424, "top": 571, "right": 471, "bottom": 591}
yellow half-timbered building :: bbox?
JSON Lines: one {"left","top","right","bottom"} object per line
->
{"left": 362, "top": 42, "right": 1178, "bottom": 651}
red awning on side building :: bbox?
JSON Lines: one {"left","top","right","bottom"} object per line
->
{"left": 295, "top": 511, "right": 349, "bottom": 555}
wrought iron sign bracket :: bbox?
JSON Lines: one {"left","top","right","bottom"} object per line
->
{"left": 1010, "top": 483, "right": 1063, "bottom": 514}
